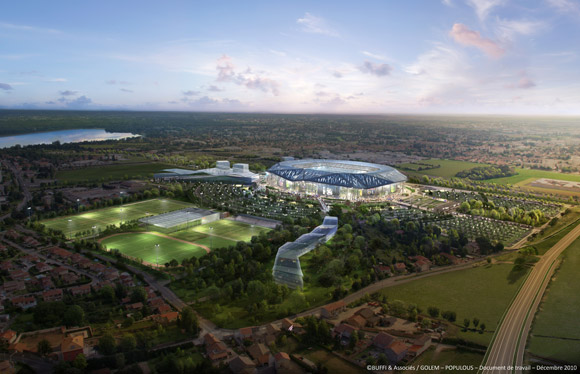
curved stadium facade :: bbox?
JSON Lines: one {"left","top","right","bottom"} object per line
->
{"left": 267, "top": 159, "right": 407, "bottom": 200}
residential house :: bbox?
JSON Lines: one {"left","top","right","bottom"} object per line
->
{"left": 9, "top": 269, "right": 29, "bottom": 281}
{"left": 69, "top": 284, "right": 91, "bottom": 297}
{"left": 394, "top": 263, "right": 407, "bottom": 273}
{"left": 440, "top": 252, "right": 460, "bottom": 265}
{"left": 344, "top": 314, "right": 366, "bottom": 329}
{"left": 229, "top": 355, "right": 257, "bottom": 374}
{"left": 274, "top": 352, "right": 292, "bottom": 372}
{"left": 10, "top": 296, "right": 37, "bottom": 310}
{"left": 204, "top": 333, "right": 228, "bottom": 363}
{"left": 2, "top": 281, "right": 26, "bottom": 293}
{"left": 372, "top": 332, "right": 396, "bottom": 352}
{"left": 385, "top": 341, "right": 408, "bottom": 364}
{"left": 60, "top": 272, "right": 80, "bottom": 285}
{"left": 321, "top": 300, "right": 346, "bottom": 319}
{"left": 332, "top": 323, "right": 356, "bottom": 342}
{"left": 0, "top": 330, "right": 17, "bottom": 345}
{"left": 247, "top": 343, "right": 271, "bottom": 367}
{"left": 413, "top": 260, "right": 430, "bottom": 272}
{"left": 408, "top": 335, "right": 431, "bottom": 357}
{"left": 154, "top": 312, "right": 179, "bottom": 325}
{"left": 43, "top": 289, "right": 64, "bottom": 302}
{"left": 34, "top": 262, "right": 52, "bottom": 273}
{"left": 61, "top": 335, "right": 84, "bottom": 361}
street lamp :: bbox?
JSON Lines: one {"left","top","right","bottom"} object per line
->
{"left": 209, "top": 227, "right": 213, "bottom": 250}
{"left": 155, "top": 244, "right": 160, "bottom": 268}
{"left": 76, "top": 199, "right": 80, "bottom": 213}
{"left": 68, "top": 219, "right": 73, "bottom": 240}
{"left": 27, "top": 206, "right": 31, "bottom": 221}
{"left": 91, "top": 225, "right": 97, "bottom": 243}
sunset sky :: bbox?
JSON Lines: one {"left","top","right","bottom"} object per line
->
{"left": 1, "top": 0, "right": 579, "bottom": 114}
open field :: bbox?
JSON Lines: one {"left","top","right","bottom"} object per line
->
{"left": 487, "top": 168, "right": 580, "bottom": 186}
{"left": 405, "top": 347, "right": 484, "bottom": 373}
{"left": 41, "top": 198, "right": 193, "bottom": 237}
{"left": 527, "top": 237, "right": 580, "bottom": 364}
{"left": 101, "top": 232, "right": 208, "bottom": 263}
{"left": 303, "top": 349, "right": 365, "bottom": 374}
{"left": 55, "top": 161, "right": 177, "bottom": 183}
{"left": 397, "top": 159, "right": 490, "bottom": 178}
{"left": 379, "top": 263, "right": 529, "bottom": 346}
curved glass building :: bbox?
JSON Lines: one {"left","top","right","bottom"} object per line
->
{"left": 267, "top": 159, "right": 407, "bottom": 200}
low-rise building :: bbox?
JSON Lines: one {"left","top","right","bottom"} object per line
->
{"left": 61, "top": 335, "right": 84, "bottom": 361}
{"left": 43, "top": 289, "right": 64, "bottom": 302}
{"left": 11, "top": 295, "right": 37, "bottom": 310}
{"left": 321, "top": 300, "right": 346, "bottom": 319}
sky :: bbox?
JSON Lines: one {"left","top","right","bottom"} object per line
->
{"left": 1, "top": 0, "right": 580, "bottom": 114}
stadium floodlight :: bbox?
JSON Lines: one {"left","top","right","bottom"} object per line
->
{"left": 209, "top": 227, "right": 213, "bottom": 250}
{"left": 155, "top": 243, "right": 160, "bottom": 267}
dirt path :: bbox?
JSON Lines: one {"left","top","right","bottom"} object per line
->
{"left": 98, "top": 231, "right": 211, "bottom": 253}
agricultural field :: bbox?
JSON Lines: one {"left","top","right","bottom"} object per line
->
{"left": 378, "top": 263, "right": 529, "bottom": 346}
{"left": 41, "top": 198, "right": 193, "bottom": 237}
{"left": 401, "top": 195, "right": 449, "bottom": 210}
{"left": 486, "top": 168, "right": 580, "bottom": 186}
{"left": 397, "top": 159, "right": 490, "bottom": 178}
{"left": 433, "top": 216, "right": 530, "bottom": 246}
{"left": 527, "top": 237, "right": 580, "bottom": 364}
{"left": 55, "top": 161, "right": 177, "bottom": 183}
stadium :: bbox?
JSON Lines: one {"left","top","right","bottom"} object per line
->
{"left": 266, "top": 159, "right": 407, "bottom": 200}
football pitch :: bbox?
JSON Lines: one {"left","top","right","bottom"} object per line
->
{"left": 100, "top": 233, "right": 208, "bottom": 263}
{"left": 41, "top": 198, "right": 193, "bottom": 237}
{"left": 100, "top": 220, "right": 270, "bottom": 264}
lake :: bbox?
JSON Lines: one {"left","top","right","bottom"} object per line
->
{"left": 0, "top": 129, "right": 139, "bottom": 148}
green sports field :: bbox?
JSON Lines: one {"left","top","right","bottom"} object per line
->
{"left": 100, "top": 219, "right": 270, "bottom": 265}
{"left": 486, "top": 167, "right": 580, "bottom": 185}
{"left": 101, "top": 233, "right": 208, "bottom": 264}
{"left": 41, "top": 198, "right": 193, "bottom": 237}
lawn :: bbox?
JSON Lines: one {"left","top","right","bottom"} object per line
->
{"left": 397, "top": 159, "right": 490, "bottom": 178}
{"left": 55, "top": 161, "right": 178, "bottom": 183}
{"left": 41, "top": 198, "right": 193, "bottom": 237}
{"left": 101, "top": 232, "right": 208, "bottom": 264}
{"left": 379, "top": 263, "right": 529, "bottom": 346}
{"left": 406, "top": 347, "right": 484, "bottom": 373}
{"left": 303, "top": 349, "right": 365, "bottom": 374}
{"left": 486, "top": 168, "right": 580, "bottom": 186}
{"left": 527, "top": 237, "right": 580, "bottom": 364}
{"left": 170, "top": 219, "right": 270, "bottom": 250}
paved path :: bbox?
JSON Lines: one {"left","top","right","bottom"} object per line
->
{"left": 481, "top": 222, "right": 580, "bottom": 374}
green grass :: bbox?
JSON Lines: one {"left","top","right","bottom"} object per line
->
{"left": 397, "top": 159, "right": 490, "bottom": 178}
{"left": 486, "top": 168, "right": 580, "bottom": 186}
{"left": 190, "top": 219, "right": 270, "bottom": 242}
{"left": 170, "top": 229, "right": 237, "bottom": 250}
{"left": 405, "top": 347, "right": 484, "bottom": 373}
{"left": 303, "top": 349, "right": 365, "bottom": 374}
{"left": 41, "top": 198, "right": 193, "bottom": 237}
{"left": 101, "top": 233, "right": 208, "bottom": 263}
{"left": 527, "top": 237, "right": 580, "bottom": 364}
{"left": 55, "top": 162, "right": 178, "bottom": 183}
{"left": 379, "top": 263, "right": 529, "bottom": 346}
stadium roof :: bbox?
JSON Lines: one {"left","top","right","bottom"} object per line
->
{"left": 268, "top": 159, "right": 407, "bottom": 189}
{"left": 139, "top": 208, "right": 216, "bottom": 229}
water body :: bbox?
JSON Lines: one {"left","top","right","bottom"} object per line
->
{"left": 0, "top": 129, "right": 139, "bottom": 148}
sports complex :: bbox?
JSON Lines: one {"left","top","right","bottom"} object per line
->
{"left": 41, "top": 198, "right": 270, "bottom": 266}
{"left": 266, "top": 159, "right": 407, "bottom": 200}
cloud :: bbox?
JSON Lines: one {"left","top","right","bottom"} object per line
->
{"left": 442, "top": 0, "right": 453, "bottom": 6}
{"left": 496, "top": 19, "right": 545, "bottom": 41}
{"left": 546, "top": 0, "right": 580, "bottom": 14}
{"left": 182, "top": 90, "right": 200, "bottom": 96}
{"left": 65, "top": 96, "right": 92, "bottom": 108}
{"left": 358, "top": 61, "right": 393, "bottom": 76}
{"left": 449, "top": 23, "right": 504, "bottom": 58}
{"left": 505, "top": 72, "right": 536, "bottom": 89}
{"left": 44, "top": 78, "right": 67, "bottom": 82}
{"left": 332, "top": 70, "right": 343, "bottom": 78}
{"left": 120, "top": 88, "right": 133, "bottom": 93}
{"left": 362, "top": 51, "right": 388, "bottom": 61}
{"left": 106, "top": 79, "right": 130, "bottom": 85}
{"left": 296, "top": 13, "right": 339, "bottom": 37}
{"left": 208, "top": 85, "right": 224, "bottom": 92}
{"left": 0, "top": 22, "right": 61, "bottom": 34}
{"left": 467, "top": 0, "right": 504, "bottom": 21}
{"left": 59, "top": 90, "right": 78, "bottom": 96}
{"left": 0, "top": 83, "right": 13, "bottom": 90}
{"left": 215, "top": 55, "right": 280, "bottom": 96}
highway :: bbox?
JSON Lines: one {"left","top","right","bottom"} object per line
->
{"left": 481, "top": 222, "right": 580, "bottom": 374}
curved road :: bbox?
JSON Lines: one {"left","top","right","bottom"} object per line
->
{"left": 481, "top": 222, "right": 580, "bottom": 374}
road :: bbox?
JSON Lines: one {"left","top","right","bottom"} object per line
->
{"left": 481, "top": 222, "right": 580, "bottom": 374}
{"left": 0, "top": 352, "right": 53, "bottom": 373}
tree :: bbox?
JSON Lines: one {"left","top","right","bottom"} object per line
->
{"left": 116, "top": 353, "right": 126, "bottom": 369}
{"left": 98, "top": 333, "right": 116, "bottom": 355}
{"left": 442, "top": 310, "right": 456, "bottom": 322}
{"left": 64, "top": 305, "right": 84, "bottom": 327}
{"left": 463, "top": 318, "right": 470, "bottom": 330}
{"left": 473, "top": 318, "right": 480, "bottom": 328}
{"left": 72, "top": 354, "right": 87, "bottom": 370}
{"left": 37, "top": 339, "right": 52, "bottom": 356}
{"left": 179, "top": 306, "right": 199, "bottom": 334}
{"left": 377, "top": 353, "right": 388, "bottom": 365}
{"left": 479, "top": 323, "right": 486, "bottom": 334}
{"left": 119, "top": 334, "right": 137, "bottom": 352}
{"left": 427, "top": 306, "right": 440, "bottom": 318}
{"left": 130, "top": 287, "right": 147, "bottom": 303}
